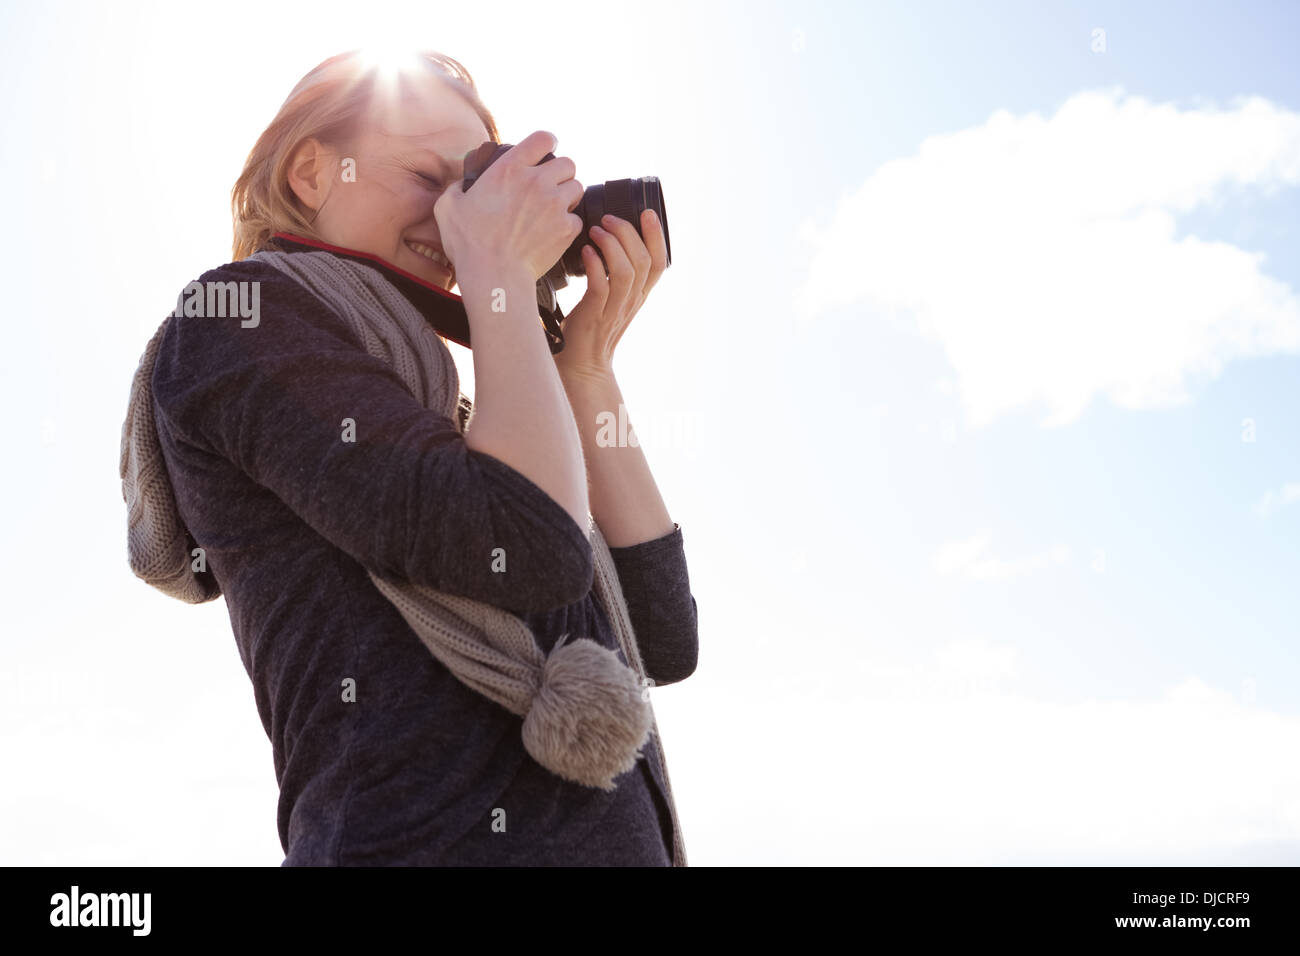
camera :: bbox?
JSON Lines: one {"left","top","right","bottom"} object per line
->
{"left": 460, "top": 140, "right": 672, "bottom": 353}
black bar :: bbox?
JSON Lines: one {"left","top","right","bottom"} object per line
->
{"left": 7, "top": 865, "right": 1296, "bottom": 943}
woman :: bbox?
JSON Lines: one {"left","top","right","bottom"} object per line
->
{"left": 133, "top": 49, "right": 698, "bottom": 865}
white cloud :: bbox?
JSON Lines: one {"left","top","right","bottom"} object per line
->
{"left": 796, "top": 87, "right": 1300, "bottom": 427}
{"left": 1256, "top": 481, "right": 1300, "bottom": 516}
{"left": 933, "top": 635, "right": 1018, "bottom": 680}
{"left": 933, "top": 532, "right": 1070, "bottom": 579}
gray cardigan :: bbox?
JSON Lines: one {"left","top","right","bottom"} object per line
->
{"left": 149, "top": 256, "right": 699, "bottom": 865}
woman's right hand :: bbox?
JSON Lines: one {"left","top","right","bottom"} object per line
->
{"left": 434, "top": 130, "right": 585, "bottom": 285}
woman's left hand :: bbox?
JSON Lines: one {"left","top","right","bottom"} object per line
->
{"left": 554, "top": 208, "right": 667, "bottom": 380}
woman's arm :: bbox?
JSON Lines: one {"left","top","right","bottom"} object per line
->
{"left": 557, "top": 367, "right": 674, "bottom": 547}
{"left": 151, "top": 260, "right": 593, "bottom": 614}
{"left": 607, "top": 525, "right": 699, "bottom": 686}
{"left": 457, "top": 261, "right": 591, "bottom": 540}
{"left": 560, "top": 368, "right": 697, "bottom": 684}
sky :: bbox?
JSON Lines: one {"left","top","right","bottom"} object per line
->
{"left": 2, "top": 0, "right": 1298, "bottom": 865}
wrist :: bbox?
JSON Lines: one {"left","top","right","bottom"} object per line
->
{"left": 557, "top": 357, "right": 616, "bottom": 391}
{"left": 453, "top": 256, "right": 536, "bottom": 300}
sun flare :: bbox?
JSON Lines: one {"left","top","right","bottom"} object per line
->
{"left": 355, "top": 43, "right": 421, "bottom": 78}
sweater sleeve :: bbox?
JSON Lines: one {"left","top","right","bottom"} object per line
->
{"left": 150, "top": 259, "right": 593, "bottom": 615}
{"left": 607, "top": 523, "right": 699, "bottom": 686}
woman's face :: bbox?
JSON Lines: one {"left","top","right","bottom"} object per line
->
{"left": 291, "top": 75, "right": 490, "bottom": 292}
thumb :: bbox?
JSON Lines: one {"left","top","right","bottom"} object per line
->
{"left": 433, "top": 181, "right": 463, "bottom": 225}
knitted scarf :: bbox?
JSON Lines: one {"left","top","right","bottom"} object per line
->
{"left": 119, "top": 248, "right": 687, "bottom": 866}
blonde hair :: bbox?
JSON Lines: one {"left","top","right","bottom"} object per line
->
{"left": 231, "top": 49, "right": 501, "bottom": 261}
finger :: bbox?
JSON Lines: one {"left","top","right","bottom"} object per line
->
{"left": 599, "top": 214, "right": 651, "bottom": 295}
{"left": 562, "top": 177, "right": 584, "bottom": 213}
{"left": 588, "top": 222, "right": 634, "bottom": 304}
{"left": 591, "top": 219, "right": 638, "bottom": 305}
{"left": 503, "top": 130, "right": 558, "bottom": 170}
{"left": 580, "top": 242, "right": 609, "bottom": 303}
{"left": 541, "top": 155, "right": 577, "bottom": 187}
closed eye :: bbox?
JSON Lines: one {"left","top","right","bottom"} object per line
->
{"left": 417, "top": 172, "right": 442, "bottom": 188}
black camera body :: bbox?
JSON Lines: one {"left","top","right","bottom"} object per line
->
{"left": 460, "top": 141, "right": 671, "bottom": 354}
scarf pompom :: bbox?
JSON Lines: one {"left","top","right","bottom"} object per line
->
{"left": 521, "top": 632, "right": 653, "bottom": 790}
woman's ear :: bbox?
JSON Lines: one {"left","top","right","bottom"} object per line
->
{"left": 286, "top": 137, "right": 335, "bottom": 213}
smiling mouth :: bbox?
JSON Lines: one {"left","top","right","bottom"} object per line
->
{"left": 405, "top": 240, "right": 454, "bottom": 282}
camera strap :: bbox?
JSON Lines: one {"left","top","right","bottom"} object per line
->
{"left": 268, "top": 232, "right": 566, "bottom": 354}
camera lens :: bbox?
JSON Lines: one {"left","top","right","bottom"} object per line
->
{"left": 562, "top": 176, "right": 671, "bottom": 277}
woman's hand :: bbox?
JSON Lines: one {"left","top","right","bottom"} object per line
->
{"left": 434, "top": 130, "right": 585, "bottom": 284}
{"left": 554, "top": 208, "right": 667, "bottom": 380}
